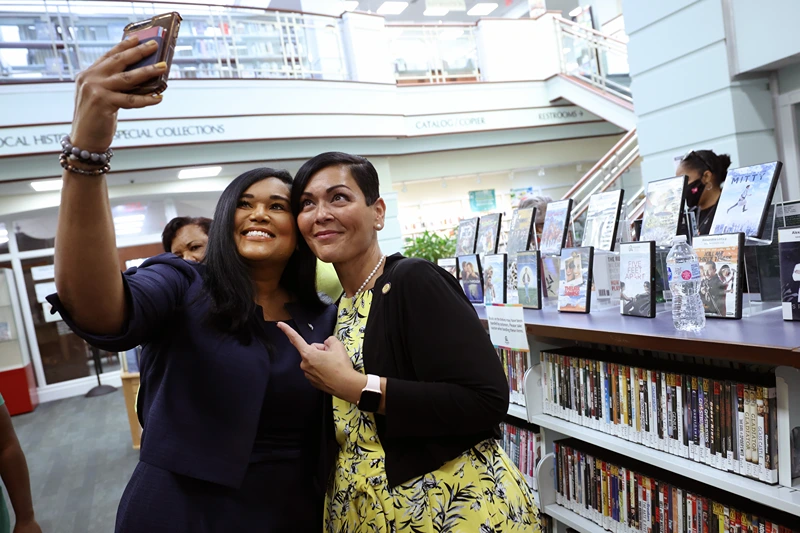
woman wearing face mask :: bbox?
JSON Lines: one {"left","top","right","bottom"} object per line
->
{"left": 676, "top": 150, "right": 732, "bottom": 235}
{"left": 279, "top": 152, "right": 540, "bottom": 533}
{"left": 46, "top": 38, "right": 335, "bottom": 532}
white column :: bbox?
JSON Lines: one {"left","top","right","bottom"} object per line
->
{"left": 340, "top": 12, "right": 395, "bottom": 84}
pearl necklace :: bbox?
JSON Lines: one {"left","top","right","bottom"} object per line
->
{"left": 352, "top": 254, "right": 387, "bottom": 299}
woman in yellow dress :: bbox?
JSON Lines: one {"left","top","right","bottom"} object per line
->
{"left": 279, "top": 152, "right": 540, "bottom": 532}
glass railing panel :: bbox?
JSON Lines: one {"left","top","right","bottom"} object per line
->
{"left": 389, "top": 25, "right": 479, "bottom": 84}
{"left": 0, "top": 0, "right": 345, "bottom": 82}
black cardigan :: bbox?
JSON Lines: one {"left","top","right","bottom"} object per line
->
{"left": 322, "top": 253, "right": 510, "bottom": 488}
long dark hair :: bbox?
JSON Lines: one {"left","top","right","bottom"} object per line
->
{"left": 203, "top": 168, "right": 322, "bottom": 336}
{"left": 291, "top": 152, "right": 381, "bottom": 214}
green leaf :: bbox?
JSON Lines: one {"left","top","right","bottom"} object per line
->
{"left": 402, "top": 230, "right": 456, "bottom": 263}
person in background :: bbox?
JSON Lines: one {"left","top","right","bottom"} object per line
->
{"left": 0, "top": 393, "right": 41, "bottom": 533}
{"left": 519, "top": 195, "right": 552, "bottom": 247}
{"left": 676, "top": 150, "right": 732, "bottom": 235}
{"left": 161, "top": 216, "right": 212, "bottom": 262}
{"left": 281, "top": 152, "right": 540, "bottom": 532}
{"left": 47, "top": 38, "right": 336, "bottom": 532}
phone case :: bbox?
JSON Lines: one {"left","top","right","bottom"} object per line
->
{"left": 122, "top": 12, "right": 182, "bottom": 95}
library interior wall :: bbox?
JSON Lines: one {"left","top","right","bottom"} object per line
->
{"left": 730, "top": 0, "right": 800, "bottom": 73}
{"left": 622, "top": 0, "right": 776, "bottom": 184}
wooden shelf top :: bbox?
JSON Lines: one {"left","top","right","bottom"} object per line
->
{"left": 475, "top": 303, "right": 800, "bottom": 367}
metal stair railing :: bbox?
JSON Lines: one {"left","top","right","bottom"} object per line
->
{"left": 561, "top": 129, "right": 640, "bottom": 219}
{"left": 554, "top": 16, "right": 632, "bottom": 103}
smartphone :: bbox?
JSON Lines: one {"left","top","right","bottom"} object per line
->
{"left": 121, "top": 12, "right": 182, "bottom": 95}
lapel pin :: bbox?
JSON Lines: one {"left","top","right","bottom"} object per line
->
{"left": 308, "top": 323, "right": 314, "bottom": 330}
{"left": 382, "top": 283, "right": 391, "bottom": 294}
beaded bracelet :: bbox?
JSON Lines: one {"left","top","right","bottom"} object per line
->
{"left": 60, "top": 135, "right": 113, "bottom": 166}
{"left": 59, "top": 154, "right": 111, "bottom": 176}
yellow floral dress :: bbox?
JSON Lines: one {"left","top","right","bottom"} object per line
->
{"left": 326, "top": 290, "right": 541, "bottom": 533}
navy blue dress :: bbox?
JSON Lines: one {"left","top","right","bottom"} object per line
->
{"left": 46, "top": 254, "right": 337, "bottom": 533}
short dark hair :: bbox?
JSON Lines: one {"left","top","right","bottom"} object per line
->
{"left": 292, "top": 152, "right": 380, "bottom": 214}
{"left": 203, "top": 168, "right": 322, "bottom": 336}
{"left": 162, "top": 216, "right": 212, "bottom": 253}
{"left": 680, "top": 150, "right": 732, "bottom": 185}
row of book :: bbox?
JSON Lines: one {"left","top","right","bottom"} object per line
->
{"left": 541, "top": 349, "right": 778, "bottom": 484}
{"left": 497, "top": 347, "right": 530, "bottom": 406}
{"left": 499, "top": 421, "right": 544, "bottom": 491}
{"left": 554, "top": 439, "right": 798, "bottom": 533}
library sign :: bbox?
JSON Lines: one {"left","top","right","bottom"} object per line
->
{"left": 406, "top": 105, "right": 600, "bottom": 136}
{"left": 0, "top": 122, "right": 228, "bottom": 156}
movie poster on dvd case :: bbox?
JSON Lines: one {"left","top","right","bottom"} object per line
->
{"left": 619, "top": 241, "right": 656, "bottom": 318}
{"left": 640, "top": 176, "right": 687, "bottom": 247}
{"left": 507, "top": 207, "right": 535, "bottom": 255}
{"left": 710, "top": 162, "right": 783, "bottom": 239}
{"left": 483, "top": 254, "right": 507, "bottom": 304}
{"left": 437, "top": 257, "right": 458, "bottom": 279}
{"left": 476, "top": 213, "right": 503, "bottom": 255}
{"left": 457, "top": 255, "right": 483, "bottom": 304}
{"left": 582, "top": 189, "right": 625, "bottom": 252}
{"left": 558, "top": 247, "right": 594, "bottom": 313}
{"left": 693, "top": 233, "right": 744, "bottom": 319}
{"left": 542, "top": 255, "right": 560, "bottom": 300}
{"left": 516, "top": 251, "right": 541, "bottom": 309}
{"left": 778, "top": 226, "right": 800, "bottom": 321}
{"left": 539, "top": 199, "right": 573, "bottom": 255}
{"left": 456, "top": 218, "right": 479, "bottom": 256}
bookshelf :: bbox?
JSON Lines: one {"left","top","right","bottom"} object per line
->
{"left": 479, "top": 303, "right": 800, "bottom": 528}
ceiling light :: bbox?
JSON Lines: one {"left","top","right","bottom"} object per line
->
{"left": 178, "top": 166, "right": 222, "bottom": 179}
{"left": 376, "top": 1, "right": 408, "bottom": 15}
{"left": 30, "top": 179, "right": 63, "bottom": 192}
{"left": 114, "top": 214, "right": 146, "bottom": 224}
{"left": 423, "top": 7, "right": 448, "bottom": 16}
{"left": 467, "top": 2, "right": 497, "bottom": 16}
{"left": 343, "top": 1, "right": 359, "bottom": 11}
{"left": 439, "top": 28, "right": 464, "bottom": 40}
{"left": 568, "top": 6, "right": 583, "bottom": 17}
{"left": 538, "top": 168, "right": 546, "bottom": 177}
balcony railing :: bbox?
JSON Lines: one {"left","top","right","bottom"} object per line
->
{"left": 554, "top": 16, "right": 631, "bottom": 103}
{"left": 0, "top": 0, "right": 346, "bottom": 82}
{"left": 387, "top": 24, "right": 480, "bottom": 84}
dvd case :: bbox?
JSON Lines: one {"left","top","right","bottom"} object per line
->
{"left": 540, "top": 199, "right": 574, "bottom": 255}
{"left": 619, "top": 241, "right": 656, "bottom": 318}
{"left": 778, "top": 226, "right": 800, "bottom": 321}
{"left": 456, "top": 217, "right": 479, "bottom": 256}
{"left": 710, "top": 162, "right": 783, "bottom": 239}
{"left": 640, "top": 176, "right": 688, "bottom": 247}
{"left": 558, "top": 247, "right": 594, "bottom": 313}
{"left": 483, "top": 253, "right": 507, "bottom": 304}
{"left": 582, "top": 189, "right": 625, "bottom": 252}
{"left": 692, "top": 233, "right": 745, "bottom": 319}
{"left": 516, "top": 251, "right": 542, "bottom": 309}
{"left": 476, "top": 213, "right": 503, "bottom": 255}
{"left": 437, "top": 257, "right": 458, "bottom": 279}
{"left": 457, "top": 254, "right": 483, "bottom": 303}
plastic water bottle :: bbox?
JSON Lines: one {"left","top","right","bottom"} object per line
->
{"left": 665, "top": 235, "right": 706, "bottom": 332}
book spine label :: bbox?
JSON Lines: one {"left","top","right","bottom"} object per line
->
{"left": 757, "top": 387, "right": 766, "bottom": 482}
{"left": 737, "top": 383, "right": 745, "bottom": 476}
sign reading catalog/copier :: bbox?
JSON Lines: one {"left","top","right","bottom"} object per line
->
{"left": 0, "top": 105, "right": 600, "bottom": 156}
{"left": 407, "top": 106, "right": 600, "bottom": 136}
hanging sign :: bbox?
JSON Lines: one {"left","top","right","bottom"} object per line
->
{"left": 469, "top": 189, "right": 497, "bottom": 212}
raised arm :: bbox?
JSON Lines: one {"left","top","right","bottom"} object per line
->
{"left": 54, "top": 37, "right": 165, "bottom": 335}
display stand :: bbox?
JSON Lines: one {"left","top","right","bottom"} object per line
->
{"left": 741, "top": 186, "right": 786, "bottom": 317}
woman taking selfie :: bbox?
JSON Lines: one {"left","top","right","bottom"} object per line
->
{"left": 47, "top": 38, "right": 334, "bottom": 532}
{"left": 280, "top": 152, "right": 540, "bottom": 532}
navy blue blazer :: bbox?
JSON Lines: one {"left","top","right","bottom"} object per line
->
{"left": 47, "top": 254, "right": 336, "bottom": 490}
